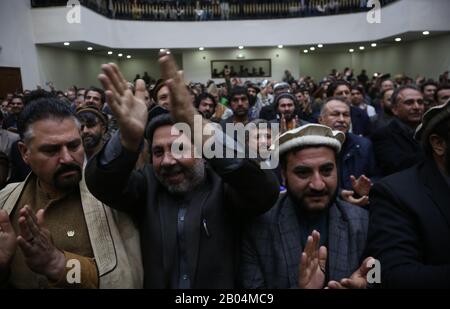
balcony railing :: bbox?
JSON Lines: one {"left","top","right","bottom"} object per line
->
{"left": 31, "top": 0, "right": 398, "bottom": 21}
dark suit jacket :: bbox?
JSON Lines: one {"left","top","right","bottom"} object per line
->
{"left": 85, "top": 147, "right": 279, "bottom": 289}
{"left": 350, "top": 106, "right": 371, "bottom": 137}
{"left": 371, "top": 118, "right": 424, "bottom": 176}
{"left": 339, "top": 133, "right": 378, "bottom": 191}
{"left": 240, "top": 193, "right": 368, "bottom": 288}
{"left": 365, "top": 159, "right": 450, "bottom": 288}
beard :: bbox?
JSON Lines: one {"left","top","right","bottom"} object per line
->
{"left": 286, "top": 178, "right": 336, "bottom": 216}
{"left": 53, "top": 163, "right": 82, "bottom": 191}
{"left": 199, "top": 110, "right": 213, "bottom": 119}
{"left": 82, "top": 132, "right": 103, "bottom": 150}
{"left": 282, "top": 112, "right": 295, "bottom": 121}
{"left": 155, "top": 159, "right": 206, "bottom": 195}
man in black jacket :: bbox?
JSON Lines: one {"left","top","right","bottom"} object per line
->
{"left": 371, "top": 85, "right": 425, "bottom": 176}
{"left": 366, "top": 99, "right": 450, "bottom": 288}
{"left": 85, "top": 51, "right": 279, "bottom": 288}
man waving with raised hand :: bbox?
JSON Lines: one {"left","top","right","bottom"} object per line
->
{"left": 86, "top": 51, "right": 279, "bottom": 289}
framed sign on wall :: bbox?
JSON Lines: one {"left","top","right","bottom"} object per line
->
{"left": 211, "top": 59, "right": 271, "bottom": 78}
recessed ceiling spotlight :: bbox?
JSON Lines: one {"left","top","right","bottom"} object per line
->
{"left": 63, "top": 42, "right": 70, "bottom": 46}
{"left": 318, "top": 44, "right": 323, "bottom": 48}
{"left": 87, "top": 47, "right": 93, "bottom": 51}
{"left": 359, "top": 46, "right": 365, "bottom": 50}
{"left": 127, "top": 55, "right": 131, "bottom": 59}
{"left": 277, "top": 45, "right": 283, "bottom": 49}
{"left": 238, "top": 46, "right": 244, "bottom": 50}
{"left": 108, "top": 51, "right": 113, "bottom": 55}
{"left": 303, "top": 49, "right": 309, "bottom": 53}
{"left": 199, "top": 47, "right": 204, "bottom": 51}
{"left": 118, "top": 53, "right": 123, "bottom": 57}
{"left": 310, "top": 47, "right": 315, "bottom": 51}
{"left": 371, "top": 43, "right": 377, "bottom": 47}
{"left": 423, "top": 31, "right": 430, "bottom": 36}
{"left": 349, "top": 49, "right": 355, "bottom": 53}
{"left": 395, "top": 37, "right": 402, "bottom": 42}
{"left": 160, "top": 48, "right": 165, "bottom": 52}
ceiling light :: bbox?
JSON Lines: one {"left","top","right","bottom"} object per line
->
{"left": 303, "top": 49, "right": 309, "bottom": 53}
{"left": 118, "top": 53, "right": 123, "bottom": 57}
{"left": 423, "top": 31, "right": 430, "bottom": 36}
{"left": 108, "top": 51, "right": 113, "bottom": 55}
{"left": 238, "top": 46, "right": 244, "bottom": 50}
{"left": 160, "top": 48, "right": 165, "bottom": 52}
{"left": 395, "top": 37, "right": 402, "bottom": 42}
{"left": 318, "top": 44, "right": 323, "bottom": 48}
{"left": 310, "top": 47, "right": 315, "bottom": 51}
{"left": 127, "top": 55, "right": 131, "bottom": 59}
{"left": 63, "top": 42, "right": 70, "bottom": 46}
{"left": 199, "top": 47, "right": 204, "bottom": 51}
{"left": 87, "top": 47, "right": 93, "bottom": 51}
{"left": 371, "top": 43, "right": 377, "bottom": 47}
{"left": 166, "top": 51, "right": 171, "bottom": 54}
{"left": 277, "top": 45, "right": 283, "bottom": 49}
{"left": 359, "top": 46, "right": 365, "bottom": 50}
{"left": 349, "top": 49, "right": 354, "bottom": 53}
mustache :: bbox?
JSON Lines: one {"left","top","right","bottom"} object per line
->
{"left": 160, "top": 164, "right": 184, "bottom": 177}
{"left": 305, "top": 189, "right": 329, "bottom": 197}
{"left": 54, "top": 163, "right": 82, "bottom": 178}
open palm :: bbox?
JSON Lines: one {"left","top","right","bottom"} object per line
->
{"left": 98, "top": 63, "right": 148, "bottom": 152}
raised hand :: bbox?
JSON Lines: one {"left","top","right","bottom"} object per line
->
{"left": 326, "top": 257, "right": 375, "bottom": 289}
{"left": 341, "top": 189, "right": 369, "bottom": 206}
{"left": 158, "top": 50, "right": 197, "bottom": 123}
{"left": 98, "top": 63, "right": 148, "bottom": 152}
{"left": 351, "top": 175, "right": 372, "bottom": 197}
{"left": 298, "top": 230, "right": 327, "bottom": 289}
{"left": 16, "top": 206, "right": 66, "bottom": 282}
{"left": 0, "top": 210, "right": 17, "bottom": 273}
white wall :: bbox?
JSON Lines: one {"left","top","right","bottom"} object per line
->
{"left": 299, "top": 33, "right": 450, "bottom": 81}
{"left": 182, "top": 47, "right": 299, "bottom": 84}
{"left": 0, "top": 0, "right": 41, "bottom": 89}
{"left": 30, "top": 0, "right": 450, "bottom": 49}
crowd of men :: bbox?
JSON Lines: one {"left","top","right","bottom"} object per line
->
{"left": 0, "top": 52, "right": 449, "bottom": 288}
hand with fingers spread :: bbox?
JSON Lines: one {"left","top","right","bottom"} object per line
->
{"left": 326, "top": 257, "right": 375, "bottom": 289}
{"left": 298, "top": 230, "right": 328, "bottom": 289}
{"left": 158, "top": 50, "right": 197, "bottom": 124}
{"left": 158, "top": 50, "right": 212, "bottom": 148}
{"left": 98, "top": 63, "right": 148, "bottom": 152}
{"left": 341, "top": 189, "right": 369, "bottom": 206}
{"left": 350, "top": 175, "right": 372, "bottom": 197}
{"left": 0, "top": 210, "right": 17, "bottom": 276}
{"left": 16, "top": 206, "right": 66, "bottom": 282}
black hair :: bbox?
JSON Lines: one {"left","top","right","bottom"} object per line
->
{"left": 435, "top": 84, "right": 450, "bottom": 102}
{"left": 194, "top": 92, "right": 217, "bottom": 109}
{"left": 18, "top": 97, "right": 78, "bottom": 141}
{"left": 228, "top": 86, "right": 248, "bottom": 102}
{"left": 390, "top": 85, "right": 421, "bottom": 106}
{"left": 420, "top": 79, "right": 438, "bottom": 93}
{"left": 86, "top": 86, "right": 106, "bottom": 104}
{"left": 326, "top": 80, "right": 351, "bottom": 98}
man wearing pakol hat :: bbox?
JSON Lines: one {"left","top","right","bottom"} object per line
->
{"left": 241, "top": 123, "right": 375, "bottom": 289}
{"left": 76, "top": 106, "right": 108, "bottom": 159}
{"left": 366, "top": 99, "right": 450, "bottom": 288}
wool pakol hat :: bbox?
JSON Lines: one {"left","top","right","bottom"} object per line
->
{"left": 272, "top": 123, "right": 346, "bottom": 156}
